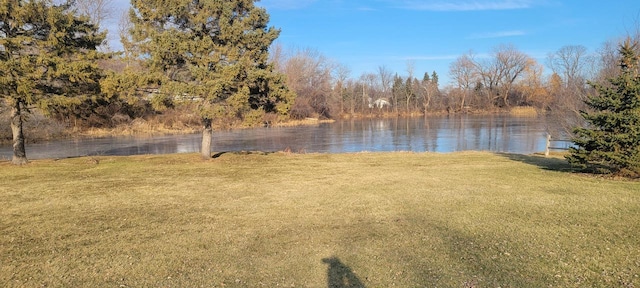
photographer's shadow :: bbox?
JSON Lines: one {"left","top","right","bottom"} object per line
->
{"left": 322, "top": 257, "right": 365, "bottom": 288}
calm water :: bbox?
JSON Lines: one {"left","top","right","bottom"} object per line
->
{"left": 0, "top": 115, "right": 552, "bottom": 160}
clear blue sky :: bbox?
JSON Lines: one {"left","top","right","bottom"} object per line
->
{"left": 106, "top": 0, "right": 639, "bottom": 84}
{"left": 259, "top": 0, "right": 639, "bottom": 83}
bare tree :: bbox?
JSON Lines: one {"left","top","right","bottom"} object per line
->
{"left": 73, "top": 0, "right": 113, "bottom": 28}
{"left": 72, "top": 0, "right": 115, "bottom": 51}
{"left": 360, "top": 73, "right": 377, "bottom": 113}
{"left": 269, "top": 42, "right": 286, "bottom": 71}
{"left": 449, "top": 52, "right": 477, "bottom": 110}
{"left": 420, "top": 72, "right": 436, "bottom": 112}
{"left": 405, "top": 61, "right": 416, "bottom": 111}
{"left": 377, "top": 65, "right": 393, "bottom": 98}
{"left": 378, "top": 66, "right": 393, "bottom": 107}
{"left": 545, "top": 45, "right": 594, "bottom": 134}
{"left": 334, "top": 63, "right": 351, "bottom": 115}
{"left": 492, "top": 44, "right": 531, "bottom": 107}
{"left": 547, "top": 45, "right": 591, "bottom": 88}
{"left": 281, "top": 47, "right": 336, "bottom": 118}
{"left": 406, "top": 60, "right": 415, "bottom": 78}
{"left": 473, "top": 55, "right": 500, "bottom": 107}
{"left": 117, "top": 9, "right": 136, "bottom": 62}
{"left": 595, "top": 40, "right": 621, "bottom": 82}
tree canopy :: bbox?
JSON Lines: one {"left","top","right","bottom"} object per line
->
{"left": 0, "top": 0, "right": 105, "bottom": 164}
{"left": 127, "top": 0, "right": 294, "bottom": 158}
{"left": 567, "top": 40, "right": 640, "bottom": 178}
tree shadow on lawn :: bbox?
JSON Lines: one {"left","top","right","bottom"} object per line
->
{"left": 497, "top": 153, "right": 574, "bottom": 172}
{"left": 430, "top": 221, "right": 556, "bottom": 287}
{"left": 322, "top": 257, "right": 365, "bottom": 288}
{"left": 212, "top": 150, "right": 275, "bottom": 158}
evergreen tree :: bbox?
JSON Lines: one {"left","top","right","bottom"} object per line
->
{"left": 0, "top": 0, "right": 105, "bottom": 165}
{"left": 391, "top": 74, "right": 403, "bottom": 114}
{"left": 422, "top": 72, "right": 430, "bottom": 83}
{"left": 566, "top": 40, "right": 640, "bottom": 177}
{"left": 431, "top": 71, "right": 439, "bottom": 88}
{"left": 127, "top": 0, "right": 294, "bottom": 159}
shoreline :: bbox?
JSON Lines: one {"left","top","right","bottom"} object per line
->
{"left": 1, "top": 106, "right": 541, "bottom": 145}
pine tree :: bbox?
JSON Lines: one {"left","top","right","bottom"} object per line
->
{"left": 431, "top": 71, "right": 439, "bottom": 88}
{"left": 566, "top": 40, "right": 640, "bottom": 177}
{"left": 127, "top": 0, "right": 295, "bottom": 159}
{"left": 391, "top": 74, "right": 404, "bottom": 113}
{"left": 0, "top": 0, "right": 105, "bottom": 165}
{"left": 422, "top": 72, "right": 430, "bottom": 83}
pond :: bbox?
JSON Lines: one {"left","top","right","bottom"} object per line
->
{"left": 0, "top": 115, "right": 559, "bottom": 160}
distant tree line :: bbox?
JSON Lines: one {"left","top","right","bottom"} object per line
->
{"left": 271, "top": 35, "right": 639, "bottom": 133}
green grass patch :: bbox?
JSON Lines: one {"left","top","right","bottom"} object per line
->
{"left": 1, "top": 152, "right": 639, "bottom": 287}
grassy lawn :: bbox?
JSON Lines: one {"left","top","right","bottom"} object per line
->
{"left": 1, "top": 152, "right": 639, "bottom": 287}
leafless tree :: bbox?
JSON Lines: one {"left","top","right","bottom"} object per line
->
{"left": 544, "top": 45, "right": 594, "bottom": 134}
{"left": 117, "top": 9, "right": 137, "bottom": 61}
{"left": 547, "top": 45, "right": 591, "bottom": 88}
{"left": 334, "top": 63, "right": 351, "bottom": 115}
{"left": 595, "top": 40, "right": 621, "bottom": 82}
{"left": 280, "top": 47, "right": 336, "bottom": 118}
{"left": 73, "top": 0, "right": 113, "bottom": 28}
{"left": 72, "top": 0, "right": 115, "bottom": 51}
{"left": 406, "top": 60, "right": 415, "bottom": 79}
{"left": 360, "top": 72, "right": 378, "bottom": 112}
{"left": 404, "top": 61, "right": 416, "bottom": 111}
{"left": 377, "top": 65, "right": 393, "bottom": 97}
{"left": 492, "top": 44, "right": 531, "bottom": 107}
{"left": 449, "top": 52, "right": 477, "bottom": 110}
{"left": 421, "top": 75, "right": 436, "bottom": 112}
{"left": 269, "top": 42, "right": 286, "bottom": 71}
{"left": 472, "top": 55, "right": 499, "bottom": 107}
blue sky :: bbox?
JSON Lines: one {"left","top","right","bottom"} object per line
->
{"left": 258, "top": 0, "right": 639, "bottom": 83}
{"left": 106, "top": 0, "right": 639, "bottom": 84}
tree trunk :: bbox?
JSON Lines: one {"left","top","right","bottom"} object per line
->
{"left": 460, "top": 90, "right": 467, "bottom": 111}
{"left": 502, "top": 86, "right": 511, "bottom": 108}
{"left": 200, "top": 118, "right": 212, "bottom": 159}
{"left": 11, "top": 100, "right": 28, "bottom": 165}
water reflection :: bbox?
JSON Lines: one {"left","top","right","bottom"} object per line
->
{"left": 0, "top": 115, "right": 549, "bottom": 160}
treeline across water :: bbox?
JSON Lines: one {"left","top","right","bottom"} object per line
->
{"left": 270, "top": 36, "right": 639, "bottom": 136}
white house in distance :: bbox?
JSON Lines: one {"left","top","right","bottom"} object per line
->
{"left": 368, "top": 98, "right": 391, "bottom": 109}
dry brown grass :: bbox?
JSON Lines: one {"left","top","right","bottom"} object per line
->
{"left": 272, "top": 118, "right": 336, "bottom": 127}
{"left": 509, "top": 106, "right": 539, "bottom": 117}
{"left": 78, "top": 119, "right": 199, "bottom": 137}
{"left": 78, "top": 116, "right": 334, "bottom": 137}
{"left": 1, "top": 152, "right": 639, "bottom": 287}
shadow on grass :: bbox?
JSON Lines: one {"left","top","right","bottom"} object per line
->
{"left": 322, "top": 257, "right": 365, "bottom": 288}
{"left": 497, "top": 153, "right": 574, "bottom": 172}
{"left": 431, "top": 222, "right": 554, "bottom": 287}
{"left": 212, "top": 151, "right": 274, "bottom": 158}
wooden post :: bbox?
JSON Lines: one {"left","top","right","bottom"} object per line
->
{"left": 545, "top": 133, "right": 551, "bottom": 157}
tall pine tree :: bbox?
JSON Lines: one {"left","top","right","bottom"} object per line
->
{"left": 0, "top": 0, "right": 105, "bottom": 165}
{"left": 566, "top": 39, "right": 640, "bottom": 177}
{"left": 127, "top": 0, "right": 294, "bottom": 159}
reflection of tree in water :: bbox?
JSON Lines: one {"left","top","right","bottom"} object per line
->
{"left": 322, "top": 257, "right": 365, "bottom": 288}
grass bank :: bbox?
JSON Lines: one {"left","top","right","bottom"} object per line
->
{"left": 1, "top": 152, "right": 639, "bottom": 287}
